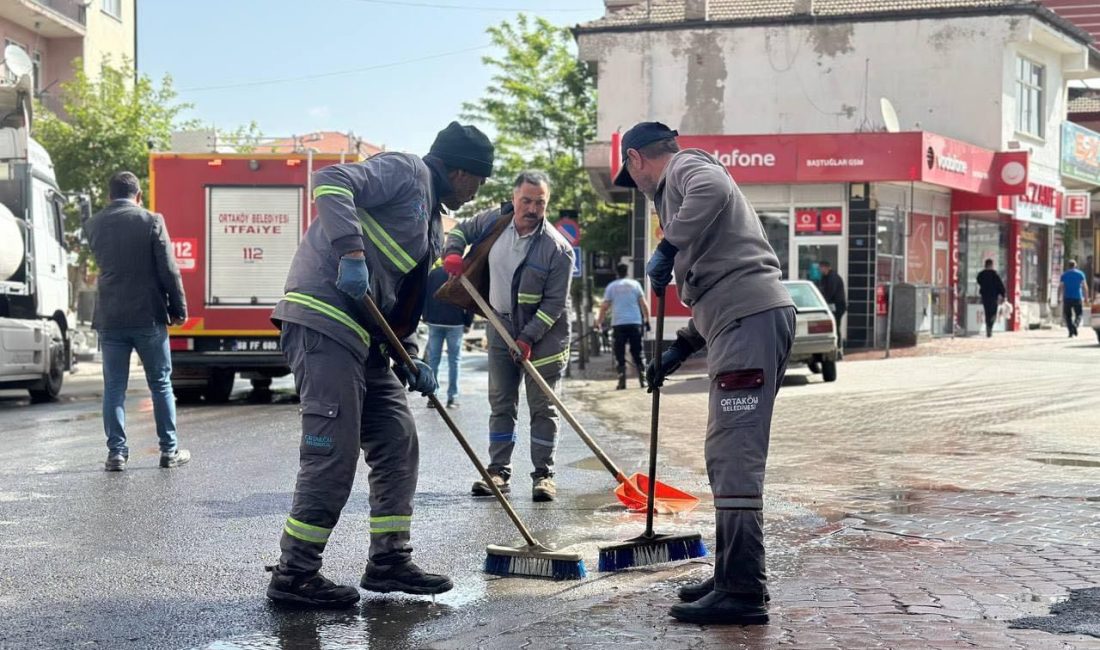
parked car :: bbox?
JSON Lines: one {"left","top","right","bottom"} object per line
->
{"left": 782, "top": 280, "right": 839, "bottom": 382}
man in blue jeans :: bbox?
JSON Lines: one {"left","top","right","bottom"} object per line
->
{"left": 1059, "top": 259, "right": 1090, "bottom": 338}
{"left": 85, "top": 171, "right": 190, "bottom": 471}
{"left": 423, "top": 263, "right": 473, "bottom": 408}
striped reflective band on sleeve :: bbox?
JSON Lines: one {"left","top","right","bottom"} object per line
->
{"left": 357, "top": 209, "right": 417, "bottom": 274}
{"left": 714, "top": 496, "right": 763, "bottom": 510}
{"left": 369, "top": 514, "right": 412, "bottom": 534}
{"left": 283, "top": 292, "right": 370, "bottom": 347}
{"left": 284, "top": 517, "right": 332, "bottom": 544}
{"left": 313, "top": 185, "right": 354, "bottom": 200}
{"left": 449, "top": 228, "right": 467, "bottom": 245}
{"left": 517, "top": 293, "right": 542, "bottom": 305}
{"left": 531, "top": 349, "right": 569, "bottom": 369}
{"left": 535, "top": 309, "right": 555, "bottom": 326}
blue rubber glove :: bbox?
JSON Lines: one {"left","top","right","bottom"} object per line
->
{"left": 396, "top": 359, "right": 438, "bottom": 396}
{"left": 646, "top": 240, "right": 677, "bottom": 297}
{"left": 645, "top": 341, "right": 689, "bottom": 391}
{"left": 336, "top": 255, "right": 370, "bottom": 299}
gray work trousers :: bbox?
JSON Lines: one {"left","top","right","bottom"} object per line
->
{"left": 702, "top": 306, "right": 795, "bottom": 595}
{"left": 486, "top": 325, "right": 561, "bottom": 481}
{"left": 277, "top": 323, "right": 419, "bottom": 574}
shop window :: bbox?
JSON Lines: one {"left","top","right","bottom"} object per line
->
{"left": 1016, "top": 57, "right": 1045, "bottom": 139}
{"left": 1019, "top": 224, "right": 1046, "bottom": 301}
{"left": 876, "top": 207, "right": 904, "bottom": 284}
{"left": 963, "top": 217, "right": 1008, "bottom": 297}
{"left": 758, "top": 210, "right": 789, "bottom": 278}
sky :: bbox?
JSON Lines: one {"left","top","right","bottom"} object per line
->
{"left": 138, "top": 0, "right": 605, "bottom": 155}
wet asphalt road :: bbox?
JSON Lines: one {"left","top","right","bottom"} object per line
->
{"left": 0, "top": 352, "right": 702, "bottom": 650}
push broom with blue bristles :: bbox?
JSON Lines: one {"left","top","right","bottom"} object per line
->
{"left": 598, "top": 291, "right": 707, "bottom": 571}
{"left": 361, "top": 293, "right": 585, "bottom": 581}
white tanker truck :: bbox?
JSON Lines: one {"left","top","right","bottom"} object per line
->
{"left": 0, "top": 47, "right": 85, "bottom": 401}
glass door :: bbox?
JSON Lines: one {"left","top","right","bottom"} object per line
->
{"left": 794, "top": 240, "right": 843, "bottom": 283}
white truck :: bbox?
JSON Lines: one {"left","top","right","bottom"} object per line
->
{"left": 0, "top": 52, "right": 81, "bottom": 401}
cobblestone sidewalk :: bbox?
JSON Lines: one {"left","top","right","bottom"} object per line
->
{"left": 435, "top": 329, "right": 1100, "bottom": 649}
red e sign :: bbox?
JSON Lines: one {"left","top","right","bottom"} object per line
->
{"left": 1064, "top": 191, "right": 1090, "bottom": 220}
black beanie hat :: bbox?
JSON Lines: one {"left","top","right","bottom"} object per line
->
{"left": 428, "top": 122, "right": 495, "bottom": 178}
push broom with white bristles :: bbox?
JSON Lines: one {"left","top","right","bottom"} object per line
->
{"left": 360, "top": 293, "right": 585, "bottom": 581}
{"left": 598, "top": 291, "right": 707, "bottom": 571}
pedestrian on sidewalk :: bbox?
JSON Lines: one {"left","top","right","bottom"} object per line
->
{"left": 596, "top": 263, "right": 650, "bottom": 390}
{"left": 616, "top": 122, "right": 795, "bottom": 626}
{"left": 976, "top": 259, "right": 1006, "bottom": 338}
{"left": 816, "top": 260, "right": 846, "bottom": 348}
{"left": 84, "top": 171, "right": 190, "bottom": 473}
{"left": 266, "top": 121, "right": 494, "bottom": 608}
{"left": 1059, "top": 259, "right": 1089, "bottom": 338}
{"left": 423, "top": 262, "right": 473, "bottom": 409}
{"left": 442, "top": 171, "right": 574, "bottom": 503}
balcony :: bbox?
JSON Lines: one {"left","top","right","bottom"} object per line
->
{"left": 0, "top": 0, "right": 87, "bottom": 39}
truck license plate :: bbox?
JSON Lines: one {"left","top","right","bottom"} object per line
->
{"left": 231, "top": 339, "right": 279, "bottom": 352}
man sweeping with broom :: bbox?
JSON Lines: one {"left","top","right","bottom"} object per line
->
{"left": 614, "top": 122, "right": 796, "bottom": 625}
{"left": 265, "top": 122, "right": 495, "bottom": 608}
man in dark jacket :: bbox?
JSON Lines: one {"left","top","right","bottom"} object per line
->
{"left": 423, "top": 263, "right": 474, "bottom": 409}
{"left": 976, "top": 259, "right": 1006, "bottom": 337}
{"left": 817, "top": 261, "right": 846, "bottom": 345}
{"left": 84, "top": 171, "right": 189, "bottom": 472}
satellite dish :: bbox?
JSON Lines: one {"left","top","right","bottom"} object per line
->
{"left": 2, "top": 45, "right": 33, "bottom": 80}
{"left": 880, "top": 97, "right": 900, "bottom": 133}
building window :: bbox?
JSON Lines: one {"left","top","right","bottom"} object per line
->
{"left": 32, "top": 51, "right": 41, "bottom": 93}
{"left": 102, "top": 0, "right": 122, "bottom": 19}
{"left": 1016, "top": 56, "right": 1045, "bottom": 139}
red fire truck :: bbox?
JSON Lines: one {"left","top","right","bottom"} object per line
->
{"left": 149, "top": 152, "right": 347, "bottom": 402}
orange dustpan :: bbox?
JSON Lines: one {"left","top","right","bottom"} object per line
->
{"left": 457, "top": 276, "right": 699, "bottom": 514}
{"left": 615, "top": 472, "right": 700, "bottom": 514}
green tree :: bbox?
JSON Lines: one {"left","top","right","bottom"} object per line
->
{"left": 34, "top": 58, "right": 196, "bottom": 226}
{"left": 461, "top": 14, "right": 628, "bottom": 259}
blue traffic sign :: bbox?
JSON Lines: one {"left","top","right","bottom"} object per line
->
{"left": 572, "top": 246, "right": 583, "bottom": 278}
{"left": 557, "top": 218, "right": 581, "bottom": 246}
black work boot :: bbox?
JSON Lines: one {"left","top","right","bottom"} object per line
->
{"left": 678, "top": 577, "right": 770, "bottom": 603}
{"left": 160, "top": 448, "right": 191, "bottom": 468}
{"left": 265, "top": 565, "right": 360, "bottom": 609}
{"left": 670, "top": 591, "right": 768, "bottom": 625}
{"left": 104, "top": 452, "right": 127, "bottom": 472}
{"left": 360, "top": 561, "right": 453, "bottom": 596}
{"left": 616, "top": 372, "right": 627, "bottom": 390}
{"left": 637, "top": 369, "right": 647, "bottom": 389}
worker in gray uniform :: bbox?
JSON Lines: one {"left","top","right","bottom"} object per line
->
{"left": 441, "top": 171, "right": 574, "bottom": 502}
{"left": 265, "top": 122, "right": 494, "bottom": 608}
{"left": 615, "top": 122, "right": 796, "bottom": 625}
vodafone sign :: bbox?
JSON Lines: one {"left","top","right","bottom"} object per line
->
{"left": 653, "top": 132, "right": 1030, "bottom": 197}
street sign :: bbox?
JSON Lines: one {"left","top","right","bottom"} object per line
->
{"left": 1065, "top": 191, "right": 1091, "bottom": 220}
{"left": 572, "top": 246, "right": 583, "bottom": 278}
{"left": 557, "top": 218, "right": 581, "bottom": 246}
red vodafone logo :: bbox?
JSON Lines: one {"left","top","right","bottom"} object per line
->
{"left": 795, "top": 209, "right": 818, "bottom": 232}
{"left": 820, "top": 208, "right": 843, "bottom": 233}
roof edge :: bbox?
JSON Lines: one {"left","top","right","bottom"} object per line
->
{"left": 573, "top": 3, "right": 1093, "bottom": 47}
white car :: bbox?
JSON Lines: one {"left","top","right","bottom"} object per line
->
{"left": 782, "top": 280, "right": 839, "bottom": 382}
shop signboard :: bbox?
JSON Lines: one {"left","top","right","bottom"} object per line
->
{"left": 1060, "top": 122, "right": 1100, "bottom": 185}
{"left": 1064, "top": 191, "right": 1091, "bottom": 220}
{"left": 1013, "top": 182, "right": 1060, "bottom": 227}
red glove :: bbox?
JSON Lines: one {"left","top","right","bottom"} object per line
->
{"left": 443, "top": 253, "right": 464, "bottom": 277}
{"left": 512, "top": 337, "right": 532, "bottom": 364}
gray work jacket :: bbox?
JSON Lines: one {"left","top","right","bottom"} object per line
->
{"left": 272, "top": 152, "right": 446, "bottom": 360}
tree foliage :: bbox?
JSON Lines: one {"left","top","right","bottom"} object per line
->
{"left": 34, "top": 58, "right": 196, "bottom": 224}
{"left": 461, "top": 14, "right": 628, "bottom": 258}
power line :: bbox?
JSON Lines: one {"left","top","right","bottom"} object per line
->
{"left": 179, "top": 44, "right": 493, "bottom": 92}
{"left": 346, "top": 0, "right": 592, "bottom": 11}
